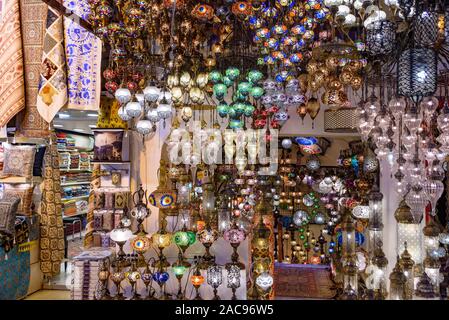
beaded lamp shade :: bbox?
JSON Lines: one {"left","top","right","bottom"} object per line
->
{"left": 366, "top": 20, "right": 396, "bottom": 57}
{"left": 397, "top": 48, "right": 437, "bottom": 103}
{"left": 223, "top": 226, "right": 246, "bottom": 244}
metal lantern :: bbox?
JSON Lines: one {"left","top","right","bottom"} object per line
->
{"left": 226, "top": 264, "right": 241, "bottom": 300}
{"left": 371, "top": 247, "right": 388, "bottom": 299}
{"left": 368, "top": 185, "right": 383, "bottom": 255}
{"left": 415, "top": 272, "right": 438, "bottom": 300}
{"left": 399, "top": 242, "right": 415, "bottom": 299}
{"left": 423, "top": 254, "right": 441, "bottom": 295}
{"left": 395, "top": 200, "right": 423, "bottom": 265}
{"left": 389, "top": 256, "right": 407, "bottom": 300}
{"left": 366, "top": 20, "right": 396, "bottom": 56}
{"left": 207, "top": 264, "right": 223, "bottom": 300}
{"left": 341, "top": 207, "right": 358, "bottom": 297}
{"left": 398, "top": 48, "right": 437, "bottom": 102}
{"left": 414, "top": 11, "right": 439, "bottom": 48}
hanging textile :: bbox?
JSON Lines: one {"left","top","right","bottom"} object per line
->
{"left": 16, "top": 0, "right": 50, "bottom": 138}
{"left": 63, "top": 0, "right": 102, "bottom": 111}
{"left": 0, "top": 0, "right": 25, "bottom": 127}
{"left": 83, "top": 163, "right": 101, "bottom": 248}
{"left": 40, "top": 139, "right": 65, "bottom": 277}
{"left": 36, "top": 6, "right": 67, "bottom": 123}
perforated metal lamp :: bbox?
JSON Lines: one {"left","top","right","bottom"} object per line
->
{"left": 207, "top": 264, "right": 223, "bottom": 300}
{"left": 366, "top": 20, "right": 396, "bottom": 57}
{"left": 397, "top": 48, "right": 437, "bottom": 103}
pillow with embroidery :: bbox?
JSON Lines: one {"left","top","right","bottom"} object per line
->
{"left": 1, "top": 143, "right": 36, "bottom": 178}
{"left": 3, "top": 184, "right": 35, "bottom": 216}
{"left": 0, "top": 197, "right": 21, "bottom": 236}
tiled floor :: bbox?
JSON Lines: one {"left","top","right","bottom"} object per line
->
{"left": 24, "top": 290, "right": 71, "bottom": 300}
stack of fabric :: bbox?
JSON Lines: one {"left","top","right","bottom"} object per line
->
{"left": 71, "top": 250, "right": 111, "bottom": 300}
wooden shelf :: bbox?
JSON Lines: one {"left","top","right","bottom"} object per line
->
{"left": 62, "top": 195, "right": 89, "bottom": 202}
{"left": 0, "top": 176, "right": 43, "bottom": 184}
{"left": 61, "top": 181, "right": 91, "bottom": 187}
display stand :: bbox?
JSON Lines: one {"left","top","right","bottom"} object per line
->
{"left": 0, "top": 137, "right": 47, "bottom": 298}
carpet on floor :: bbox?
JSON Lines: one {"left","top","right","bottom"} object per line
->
{"left": 273, "top": 263, "right": 337, "bottom": 299}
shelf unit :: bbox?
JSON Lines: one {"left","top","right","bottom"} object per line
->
{"left": 56, "top": 130, "right": 94, "bottom": 221}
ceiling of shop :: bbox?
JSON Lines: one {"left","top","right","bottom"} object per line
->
{"left": 53, "top": 108, "right": 98, "bottom": 135}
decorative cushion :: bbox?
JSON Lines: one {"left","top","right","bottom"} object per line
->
{"left": 1, "top": 143, "right": 36, "bottom": 178}
{"left": 114, "top": 192, "right": 127, "bottom": 209}
{"left": 94, "top": 192, "right": 104, "bottom": 209}
{"left": 104, "top": 192, "right": 114, "bottom": 209}
{"left": 3, "top": 184, "right": 35, "bottom": 216}
{"left": 0, "top": 197, "right": 21, "bottom": 237}
{"left": 102, "top": 211, "right": 113, "bottom": 231}
{"left": 33, "top": 146, "right": 47, "bottom": 176}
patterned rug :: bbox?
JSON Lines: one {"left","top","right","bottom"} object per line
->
{"left": 16, "top": 0, "right": 50, "bottom": 138}
{"left": 0, "top": 246, "right": 30, "bottom": 300}
{"left": 273, "top": 263, "right": 337, "bottom": 299}
{"left": 0, "top": 0, "right": 25, "bottom": 127}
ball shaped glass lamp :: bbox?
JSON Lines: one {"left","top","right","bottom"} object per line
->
{"left": 157, "top": 97, "right": 172, "bottom": 122}
{"left": 130, "top": 234, "right": 151, "bottom": 254}
{"left": 224, "top": 225, "right": 246, "bottom": 269}
{"left": 124, "top": 101, "right": 143, "bottom": 118}
{"left": 152, "top": 271, "right": 169, "bottom": 287}
{"left": 143, "top": 85, "right": 161, "bottom": 103}
{"left": 173, "top": 264, "right": 187, "bottom": 278}
{"left": 256, "top": 272, "right": 274, "bottom": 293}
{"left": 135, "top": 119, "right": 154, "bottom": 136}
{"left": 115, "top": 88, "right": 132, "bottom": 104}
{"left": 149, "top": 187, "right": 177, "bottom": 209}
{"left": 152, "top": 231, "right": 172, "bottom": 250}
{"left": 191, "top": 269, "right": 205, "bottom": 300}
{"left": 198, "top": 227, "right": 218, "bottom": 268}
{"left": 173, "top": 231, "right": 190, "bottom": 248}
{"left": 110, "top": 227, "right": 133, "bottom": 259}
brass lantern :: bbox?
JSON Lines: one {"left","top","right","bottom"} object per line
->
{"left": 389, "top": 256, "right": 407, "bottom": 300}
{"left": 395, "top": 200, "right": 423, "bottom": 266}
{"left": 399, "top": 242, "right": 415, "bottom": 300}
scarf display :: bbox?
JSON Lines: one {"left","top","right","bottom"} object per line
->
{"left": 39, "top": 140, "right": 65, "bottom": 277}
{"left": 16, "top": 0, "right": 50, "bottom": 138}
{"left": 0, "top": 0, "right": 25, "bottom": 127}
{"left": 36, "top": 6, "right": 67, "bottom": 123}
{"left": 63, "top": 0, "right": 101, "bottom": 111}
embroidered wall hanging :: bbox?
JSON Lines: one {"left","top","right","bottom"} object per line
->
{"left": 36, "top": 6, "right": 68, "bottom": 123}
{"left": 16, "top": 0, "right": 50, "bottom": 138}
{"left": 63, "top": 0, "right": 101, "bottom": 111}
